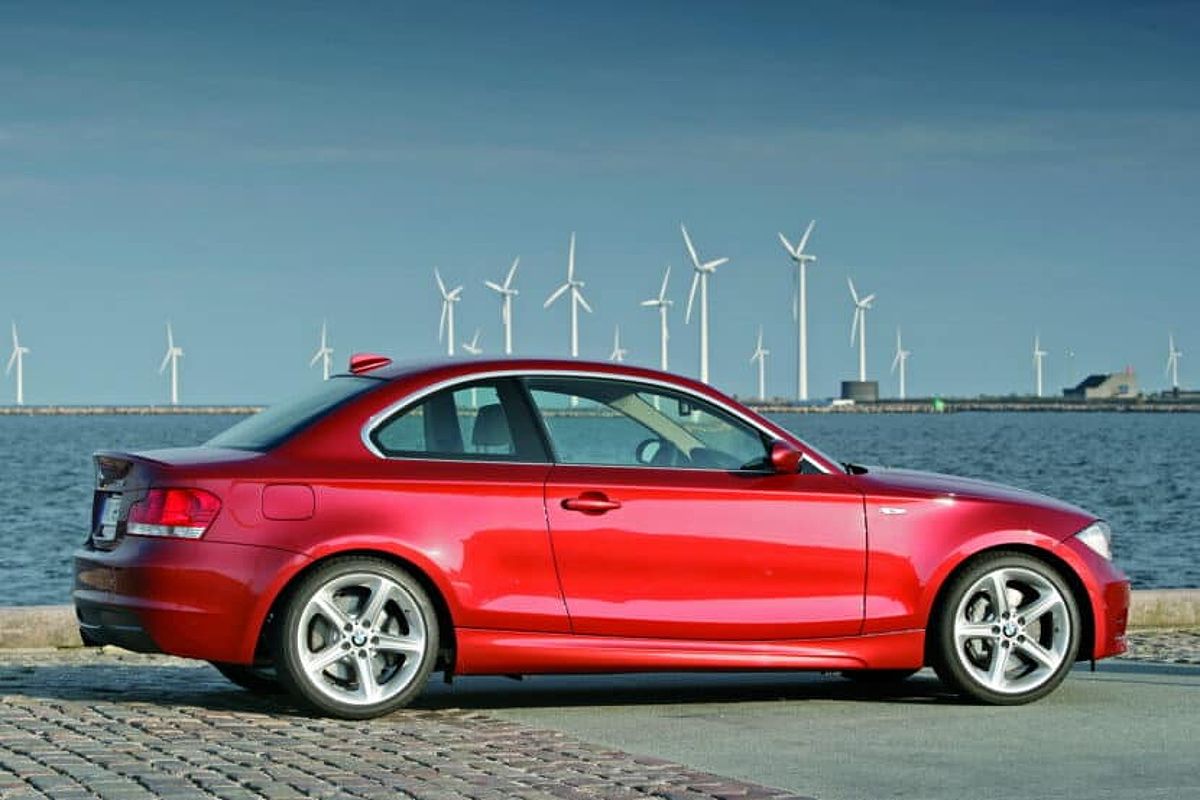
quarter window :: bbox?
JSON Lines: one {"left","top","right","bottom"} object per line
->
{"left": 372, "top": 381, "right": 542, "bottom": 461}
{"left": 525, "top": 377, "right": 770, "bottom": 470}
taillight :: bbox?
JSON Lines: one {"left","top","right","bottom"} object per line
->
{"left": 127, "top": 488, "right": 221, "bottom": 539}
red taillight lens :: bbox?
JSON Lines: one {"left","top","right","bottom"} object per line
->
{"left": 127, "top": 488, "right": 221, "bottom": 539}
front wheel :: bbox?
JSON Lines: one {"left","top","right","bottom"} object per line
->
{"left": 931, "top": 552, "right": 1080, "bottom": 705}
{"left": 274, "top": 557, "right": 440, "bottom": 719}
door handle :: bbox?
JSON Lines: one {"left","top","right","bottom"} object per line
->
{"left": 561, "top": 493, "right": 622, "bottom": 514}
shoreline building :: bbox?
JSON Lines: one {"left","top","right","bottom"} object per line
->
{"left": 1063, "top": 367, "right": 1138, "bottom": 400}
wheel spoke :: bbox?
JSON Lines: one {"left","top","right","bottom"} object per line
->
{"left": 988, "top": 571, "right": 1011, "bottom": 617}
{"left": 303, "top": 644, "right": 349, "bottom": 675}
{"left": 1018, "top": 592, "right": 1063, "bottom": 625}
{"left": 373, "top": 632, "right": 424, "bottom": 656}
{"left": 1016, "top": 638, "right": 1061, "bottom": 671}
{"left": 311, "top": 590, "right": 353, "bottom": 630}
{"left": 356, "top": 659, "right": 382, "bottom": 703}
{"left": 956, "top": 621, "right": 996, "bottom": 642}
{"left": 987, "top": 646, "right": 1010, "bottom": 689}
{"left": 359, "top": 577, "right": 395, "bottom": 626}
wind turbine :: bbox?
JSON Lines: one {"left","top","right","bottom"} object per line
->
{"left": 435, "top": 268, "right": 463, "bottom": 356}
{"left": 847, "top": 277, "right": 875, "bottom": 382}
{"left": 159, "top": 323, "right": 183, "bottom": 406}
{"left": 778, "top": 220, "right": 817, "bottom": 400}
{"left": 309, "top": 321, "right": 334, "bottom": 380}
{"left": 750, "top": 326, "right": 769, "bottom": 401}
{"left": 544, "top": 232, "right": 592, "bottom": 357}
{"left": 7, "top": 322, "right": 29, "bottom": 406}
{"left": 640, "top": 265, "right": 672, "bottom": 370}
{"left": 484, "top": 257, "right": 519, "bottom": 355}
{"left": 891, "top": 327, "right": 911, "bottom": 400}
{"left": 462, "top": 329, "right": 483, "bottom": 356}
{"left": 1033, "top": 335, "right": 1048, "bottom": 397}
{"left": 609, "top": 326, "right": 628, "bottom": 363}
{"left": 1166, "top": 334, "right": 1182, "bottom": 390}
{"left": 682, "top": 224, "right": 730, "bottom": 384}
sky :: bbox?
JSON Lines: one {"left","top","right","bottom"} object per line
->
{"left": 1, "top": 0, "right": 1198, "bottom": 405}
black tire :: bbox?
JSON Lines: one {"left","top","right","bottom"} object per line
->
{"left": 930, "top": 551, "right": 1080, "bottom": 705}
{"left": 210, "top": 662, "right": 286, "bottom": 694}
{"left": 840, "top": 669, "right": 919, "bottom": 685}
{"left": 273, "top": 556, "right": 440, "bottom": 719}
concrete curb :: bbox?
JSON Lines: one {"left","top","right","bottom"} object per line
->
{"left": 2, "top": 591, "right": 1198, "bottom": 651}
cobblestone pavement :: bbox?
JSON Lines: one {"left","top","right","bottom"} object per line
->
{"left": 0, "top": 649, "right": 811, "bottom": 800}
{"left": 1, "top": 629, "right": 1195, "bottom": 800}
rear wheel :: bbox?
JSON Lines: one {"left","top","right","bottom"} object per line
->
{"left": 274, "top": 557, "right": 439, "bottom": 719}
{"left": 931, "top": 552, "right": 1079, "bottom": 705}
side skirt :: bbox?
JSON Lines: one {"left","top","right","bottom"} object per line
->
{"left": 453, "top": 628, "right": 926, "bottom": 675}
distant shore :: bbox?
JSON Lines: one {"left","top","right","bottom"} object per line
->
{"left": 2, "top": 398, "right": 1199, "bottom": 415}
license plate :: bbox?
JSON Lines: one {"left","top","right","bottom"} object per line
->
{"left": 95, "top": 495, "right": 122, "bottom": 542}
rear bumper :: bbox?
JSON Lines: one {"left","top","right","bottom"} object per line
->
{"left": 74, "top": 536, "right": 309, "bottom": 663}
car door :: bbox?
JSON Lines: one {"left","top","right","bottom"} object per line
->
{"left": 364, "top": 378, "right": 569, "bottom": 633}
{"left": 527, "top": 375, "right": 867, "bottom": 641}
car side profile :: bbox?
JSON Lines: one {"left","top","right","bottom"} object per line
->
{"left": 74, "top": 357, "right": 1129, "bottom": 718}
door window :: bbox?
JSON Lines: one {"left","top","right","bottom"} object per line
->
{"left": 525, "top": 377, "right": 769, "bottom": 470}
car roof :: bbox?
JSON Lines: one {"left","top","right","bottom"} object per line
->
{"left": 343, "top": 356, "right": 706, "bottom": 390}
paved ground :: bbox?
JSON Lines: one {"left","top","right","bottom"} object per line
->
{"left": 0, "top": 631, "right": 1197, "bottom": 800}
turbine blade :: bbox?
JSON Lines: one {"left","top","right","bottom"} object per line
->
{"left": 544, "top": 282, "right": 570, "bottom": 308}
{"left": 5, "top": 350, "right": 14, "bottom": 374}
{"left": 862, "top": 293, "right": 876, "bottom": 306}
{"left": 891, "top": 351, "right": 901, "bottom": 372}
{"left": 796, "top": 219, "right": 816, "bottom": 254}
{"left": 778, "top": 232, "right": 795, "bottom": 257}
{"left": 575, "top": 289, "right": 593, "bottom": 315}
{"left": 640, "top": 299, "right": 659, "bottom": 307}
{"left": 484, "top": 280, "right": 506, "bottom": 293}
{"left": 704, "top": 257, "right": 729, "bottom": 271}
{"left": 659, "top": 264, "right": 671, "bottom": 300}
{"left": 159, "top": 351, "right": 171, "bottom": 374}
{"left": 310, "top": 349, "right": 323, "bottom": 367}
{"left": 847, "top": 277, "right": 859, "bottom": 304}
{"left": 505, "top": 257, "right": 519, "bottom": 288}
{"left": 685, "top": 271, "right": 700, "bottom": 323}
{"left": 435, "top": 268, "right": 447, "bottom": 297}
{"left": 680, "top": 224, "right": 700, "bottom": 269}
{"left": 10, "top": 322, "right": 17, "bottom": 349}
{"left": 567, "top": 233, "right": 576, "bottom": 281}
{"left": 166, "top": 323, "right": 174, "bottom": 349}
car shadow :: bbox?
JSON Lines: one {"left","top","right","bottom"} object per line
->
{"left": 1, "top": 654, "right": 1193, "bottom": 716}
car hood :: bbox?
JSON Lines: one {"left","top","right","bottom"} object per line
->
{"left": 857, "top": 466, "right": 1094, "bottom": 519}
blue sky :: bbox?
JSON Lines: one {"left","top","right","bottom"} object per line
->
{"left": 2, "top": 1, "right": 1198, "bottom": 404}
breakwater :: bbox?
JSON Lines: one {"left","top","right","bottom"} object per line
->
{"left": 0, "top": 405, "right": 264, "bottom": 416}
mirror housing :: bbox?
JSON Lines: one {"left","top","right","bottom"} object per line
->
{"left": 769, "top": 440, "right": 803, "bottom": 474}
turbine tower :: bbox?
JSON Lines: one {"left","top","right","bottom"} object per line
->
{"left": 7, "top": 322, "right": 29, "bottom": 406}
{"left": 462, "top": 329, "right": 483, "bottom": 356}
{"left": 778, "top": 220, "right": 816, "bottom": 400}
{"left": 484, "top": 257, "right": 519, "bottom": 355}
{"left": 1166, "top": 333, "right": 1182, "bottom": 390}
{"left": 435, "top": 268, "right": 464, "bottom": 356}
{"left": 847, "top": 277, "right": 876, "bottom": 382}
{"left": 640, "top": 265, "right": 672, "bottom": 370}
{"left": 309, "top": 321, "right": 333, "bottom": 380}
{"left": 159, "top": 323, "right": 183, "bottom": 406}
{"left": 682, "top": 224, "right": 730, "bottom": 384}
{"left": 544, "top": 233, "right": 592, "bottom": 357}
{"left": 750, "top": 326, "right": 769, "bottom": 401}
{"left": 1033, "top": 335, "right": 1048, "bottom": 397}
{"left": 609, "top": 326, "right": 627, "bottom": 363}
{"left": 891, "top": 327, "right": 911, "bottom": 400}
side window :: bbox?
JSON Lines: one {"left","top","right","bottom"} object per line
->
{"left": 372, "top": 382, "right": 539, "bottom": 461}
{"left": 525, "top": 377, "right": 769, "bottom": 470}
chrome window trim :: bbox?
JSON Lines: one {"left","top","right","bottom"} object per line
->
{"left": 359, "top": 368, "right": 832, "bottom": 475}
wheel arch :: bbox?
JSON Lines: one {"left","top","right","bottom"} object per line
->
{"left": 922, "top": 543, "right": 1095, "bottom": 666}
{"left": 252, "top": 548, "right": 459, "bottom": 673}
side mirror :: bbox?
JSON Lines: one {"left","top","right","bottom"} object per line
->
{"left": 769, "top": 440, "right": 803, "bottom": 474}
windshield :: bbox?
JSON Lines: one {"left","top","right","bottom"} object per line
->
{"left": 207, "top": 376, "right": 383, "bottom": 451}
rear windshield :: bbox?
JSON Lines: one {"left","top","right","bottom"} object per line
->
{"left": 207, "top": 376, "right": 383, "bottom": 451}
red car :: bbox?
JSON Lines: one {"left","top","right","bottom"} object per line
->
{"left": 75, "top": 357, "right": 1129, "bottom": 718}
